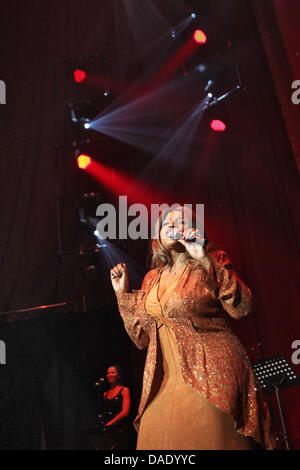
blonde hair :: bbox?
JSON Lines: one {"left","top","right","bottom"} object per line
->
{"left": 148, "top": 205, "right": 208, "bottom": 270}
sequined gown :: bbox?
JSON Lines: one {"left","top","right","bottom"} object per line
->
{"left": 116, "top": 247, "right": 275, "bottom": 450}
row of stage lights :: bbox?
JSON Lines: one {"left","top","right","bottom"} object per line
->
{"left": 73, "top": 22, "right": 207, "bottom": 85}
{"left": 71, "top": 14, "right": 227, "bottom": 171}
{"left": 75, "top": 116, "right": 226, "bottom": 171}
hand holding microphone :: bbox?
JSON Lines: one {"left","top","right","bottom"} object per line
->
{"left": 167, "top": 227, "right": 209, "bottom": 267}
{"left": 166, "top": 227, "right": 204, "bottom": 244}
{"left": 166, "top": 227, "right": 199, "bottom": 242}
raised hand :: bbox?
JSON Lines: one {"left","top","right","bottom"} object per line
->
{"left": 110, "top": 263, "right": 129, "bottom": 294}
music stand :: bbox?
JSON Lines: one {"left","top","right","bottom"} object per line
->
{"left": 80, "top": 423, "right": 134, "bottom": 450}
{"left": 253, "top": 354, "right": 300, "bottom": 450}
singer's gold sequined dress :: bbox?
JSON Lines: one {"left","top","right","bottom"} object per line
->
{"left": 116, "top": 246, "right": 275, "bottom": 450}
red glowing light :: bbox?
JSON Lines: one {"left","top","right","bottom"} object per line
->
{"left": 77, "top": 154, "right": 92, "bottom": 169}
{"left": 210, "top": 119, "right": 226, "bottom": 132}
{"left": 193, "top": 29, "right": 207, "bottom": 44}
{"left": 73, "top": 69, "right": 87, "bottom": 83}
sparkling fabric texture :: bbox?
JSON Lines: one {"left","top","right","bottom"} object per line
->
{"left": 116, "top": 246, "right": 275, "bottom": 449}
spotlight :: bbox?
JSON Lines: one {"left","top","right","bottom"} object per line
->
{"left": 190, "top": 13, "right": 197, "bottom": 19}
{"left": 69, "top": 100, "right": 97, "bottom": 130}
{"left": 94, "top": 229, "right": 110, "bottom": 248}
{"left": 104, "top": 91, "right": 109, "bottom": 96}
{"left": 194, "top": 63, "right": 207, "bottom": 73}
{"left": 204, "top": 80, "right": 214, "bottom": 92}
{"left": 94, "top": 232, "right": 108, "bottom": 248}
{"left": 193, "top": 29, "right": 207, "bottom": 44}
{"left": 69, "top": 98, "right": 111, "bottom": 131}
{"left": 73, "top": 69, "right": 87, "bottom": 83}
{"left": 171, "top": 30, "right": 176, "bottom": 38}
{"left": 77, "top": 154, "right": 92, "bottom": 169}
{"left": 210, "top": 119, "right": 226, "bottom": 132}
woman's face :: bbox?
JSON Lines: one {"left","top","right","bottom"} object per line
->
{"left": 160, "top": 209, "right": 192, "bottom": 251}
{"left": 106, "top": 367, "right": 119, "bottom": 385}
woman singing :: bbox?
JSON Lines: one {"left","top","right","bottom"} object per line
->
{"left": 100, "top": 365, "right": 134, "bottom": 449}
{"left": 110, "top": 206, "right": 275, "bottom": 450}
{"left": 102, "top": 365, "right": 131, "bottom": 428}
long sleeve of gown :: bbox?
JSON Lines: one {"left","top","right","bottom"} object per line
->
{"left": 206, "top": 247, "right": 252, "bottom": 319}
{"left": 116, "top": 271, "right": 153, "bottom": 350}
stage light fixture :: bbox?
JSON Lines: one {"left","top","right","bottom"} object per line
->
{"left": 193, "top": 29, "right": 207, "bottom": 44}
{"left": 194, "top": 63, "right": 207, "bottom": 73}
{"left": 204, "top": 80, "right": 214, "bottom": 92}
{"left": 94, "top": 231, "right": 109, "bottom": 248}
{"left": 210, "top": 119, "right": 226, "bottom": 132}
{"left": 69, "top": 100, "right": 96, "bottom": 130}
{"left": 69, "top": 97, "right": 112, "bottom": 131}
{"left": 77, "top": 153, "right": 92, "bottom": 169}
{"left": 190, "top": 13, "right": 197, "bottom": 19}
{"left": 77, "top": 192, "right": 104, "bottom": 232}
{"left": 73, "top": 69, "right": 87, "bottom": 83}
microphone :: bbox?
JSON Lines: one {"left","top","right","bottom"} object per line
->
{"left": 166, "top": 228, "right": 196, "bottom": 242}
{"left": 94, "top": 377, "right": 105, "bottom": 387}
